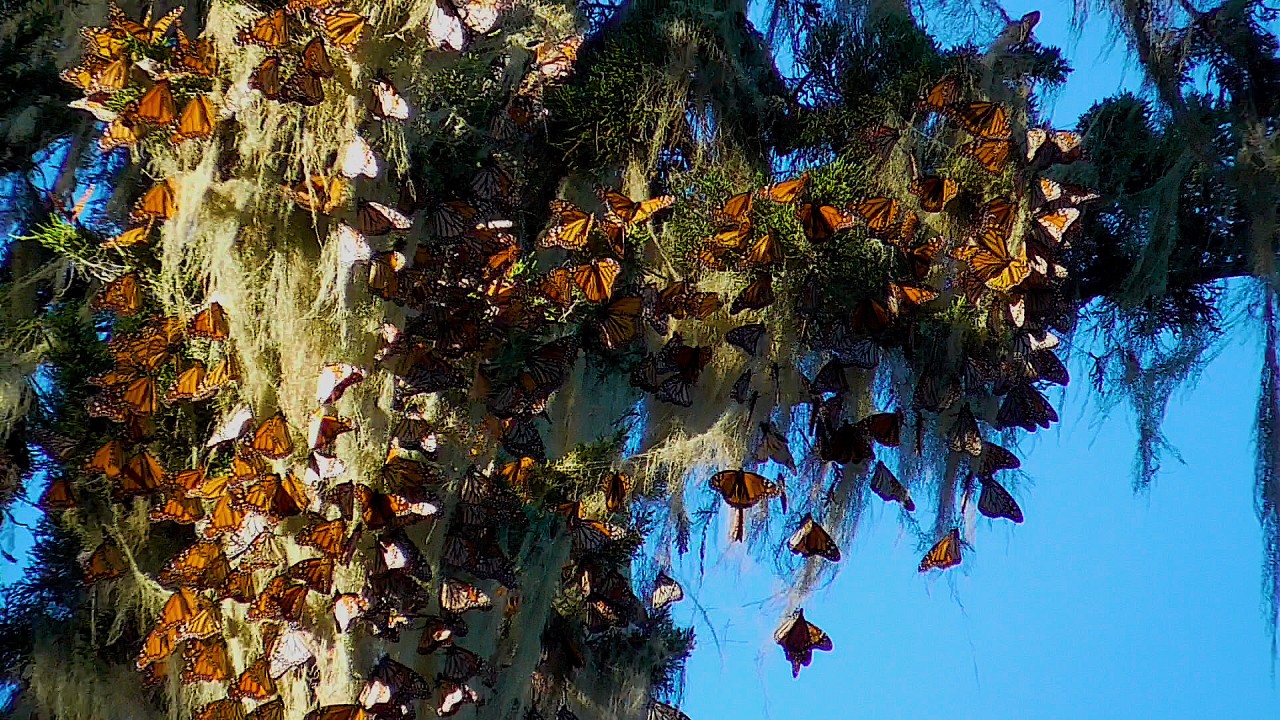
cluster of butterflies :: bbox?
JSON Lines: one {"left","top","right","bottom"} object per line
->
{"left": 61, "top": 3, "right": 218, "bottom": 152}
{"left": 238, "top": 0, "right": 366, "bottom": 107}
{"left": 54, "top": 0, "right": 1106, "bottom": 699}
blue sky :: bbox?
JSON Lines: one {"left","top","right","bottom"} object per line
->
{"left": 672, "top": 4, "right": 1280, "bottom": 718}
{"left": 674, "top": 321, "right": 1280, "bottom": 718}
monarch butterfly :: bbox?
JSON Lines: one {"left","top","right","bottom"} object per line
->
{"left": 947, "top": 101, "right": 1011, "bottom": 139}
{"left": 320, "top": 10, "right": 367, "bottom": 51}
{"left": 1035, "top": 207, "right": 1080, "bottom": 245}
{"left": 243, "top": 472, "right": 313, "bottom": 519}
{"left": 975, "top": 440, "right": 1021, "bottom": 478}
{"left": 110, "top": 3, "right": 183, "bottom": 43}
{"left": 195, "top": 699, "right": 246, "bottom": 720}
{"left": 538, "top": 268, "right": 573, "bottom": 308}
{"left": 436, "top": 680, "right": 481, "bottom": 717}
{"left": 371, "top": 75, "right": 410, "bottom": 120}
{"left": 996, "top": 383, "right": 1058, "bottom": 432}
{"left": 596, "top": 471, "right": 629, "bottom": 514}
{"left": 246, "top": 699, "right": 285, "bottom": 720}
{"left": 947, "top": 403, "right": 983, "bottom": 456}
{"left": 917, "top": 76, "right": 960, "bottom": 112}
{"left": 69, "top": 94, "right": 120, "bottom": 123}
{"left": 595, "top": 187, "right": 673, "bottom": 229}
{"left": 470, "top": 164, "right": 517, "bottom": 208}
{"left": 175, "top": 28, "right": 218, "bottom": 77}
{"left": 571, "top": 258, "right": 620, "bottom": 303}
{"left": 977, "top": 475, "right": 1024, "bottom": 522}
{"left": 288, "top": 557, "right": 335, "bottom": 594}
{"left": 787, "top": 515, "right": 841, "bottom": 562}
{"left": 102, "top": 220, "right": 153, "bottom": 249}
{"left": 189, "top": 302, "right": 230, "bottom": 340}
{"left": 758, "top": 173, "right": 808, "bottom": 203}
{"left": 849, "top": 196, "right": 902, "bottom": 233}
{"left": 953, "top": 224, "right": 1029, "bottom": 292}
{"left": 134, "top": 80, "right": 177, "bottom": 126}
{"left": 164, "top": 362, "right": 210, "bottom": 405}
{"left": 716, "top": 191, "right": 754, "bottom": 226}
{"left": 642, "top": 571, "right": 684, "bottom": 612}
{"left": 132, "top": 178, "right": 177, "bottom": 223}
{"left": 859, "top": 124, "right": 900, "bottom": 158}
{"left": 430, "top": 200, "right": 478, "bottom": 238}
{"left": 340, "top": 135, "right": 379, "bottom": 179}
{"left": 81, "top": 25, "right": 128, "bottom": 60}
{"left": 543, "top": 200, "right": 594, "bottom": 250}
{"left": 773, "top": 609, "right": 833, "bottom": 677}
{"left": 360, "top": 656, "right": 432, "bottom": 710}
{"left": 855, "top": 411, "right": 901, "bottom": 448}
{"left": 249, "top": 575, "right": 309, "bottom": 623}
{"left": 729, "top": 274, "right": 774, "bottom": 315}
{"left": 709, "top": 468, "right": 779, "bottom": 540}
{"left": 333, "top": 592, "right": 368, "bottom": 633}
{"left": 181, "top": 636, "right": 232, "bottom": 684}
{"left": 356, "top": 200, "right": 412, "bottom": 237}
{"left": 299, "top": 36, "right": 336, "bottom": 79}
{"left": 1026, "top": 128, "right": 1083, "bottom": 163}
{"left": 919, "top": 528, "right": 962, "bottom": 572}
{"left": 593, "top": 295, "right": 643, "bottom": 350}
{"left": 298, "top": 517, "right": 350, "bottom": 560}
{"left": 171, "top": 95, "right": 215, "bottom": 143}
{"left": 887, "top": 282, "right": 940, "bottom": 317}
{"left": 869, "top": 460, "right": 915, "bottom": 510}
{"left": 237, "top": 9, "right": 294, "bottom": 48}
{"left": 157, "top": 539, "right": 229, "bottom": 590}
{"left": 232, "top": 657, "right": 277, "bottom": 701}
{"left": 119, "top": 375, "right": 159, "bottom": 415}
{"left": 82, "top": 538, "right": 127, "bottom": 584}
{"left": 315, "top": 363, "right": 364, "bottom": 405}
{"left": 1028, "top": 348, "right": 1069, "bottom": 386}
{"left": 120, "top": 450, "right": 164, "bottom": 497}
{"left": 647, "top": 702, "right": 692, "bottom": 720}
{"left": 84, "top": 438, "right": 125, "bottom": 479}
{"left": 308, "top": 412, "right": 354, "bottom": 455}
{"left": 137, "top": 624, "right": 180, "bottom": 669}
{"left": 250, "top": 56, "right": 284, "bottom": 99}
{"left": 1037, "top": 177, "right": 1099, "bottom": 206}
{"left": 150, "top": 490, "right": 205, "bottom": 525}
{"left": 705, "top": 220, "right": 752, "bottom": 253}
{"left": 42, "top": 476, "right": 76, "bottom": 510}
{"left": 61, "top": 60, "right": 118, "bottom": 94}
{"left": 959, "top": 138, "right": 1014, "bottom": 174}
{"left": 798, "top": 203, "right": 855, "bottom": 243}
{"left": 98, "top": 111, "right": 140, "bottom": 152}
{"left": 909, "top": 175, "right": 959, "bottom": 213}
{"left": 440, "top": 577, "right": 492, "bottom": 614}
{"left": 216, "top": 567, "right": 256, "bottom": 603}
{"left": 753, "top": 421, "right": 796, "bottom": 472}
{"left": 718, "top": 324, "right": 764, "bottom": 360}
{"left": 980, "top": 196, "right": 1017, "bottom": 234}
{"left": 535, "top": 35, "right": 582, "bottom": 79}
{"left": 251, "top": 412, "right": 294, "bottom": 459}
{"left": 281, "top": 69, "right": 325, "bottom": 106}
{"left": 744, "top": 228, "right": 784, "bottom": 268}
{"left": 284, "top": 176, "right": 346, "bottom": 214}
{"left": 156, "top": 587, "right": 209, "bottom": 631}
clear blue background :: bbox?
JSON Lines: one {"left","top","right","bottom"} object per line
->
{"left": 672, "top": 5, "right": 1280, "bottom": 718}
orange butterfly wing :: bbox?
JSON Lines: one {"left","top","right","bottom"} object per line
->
{"left": 918, "top": 528, "right": 962, "bottom": 572}
{"left": 252, "top": 412, "right": 295, "bottom": 459}
{"left": 172, "top": 94, "right": 215, "bottom": 143}
{"left": 572, "top": 258, "right": 620, "bottom": 303}
{"left": 136, "top": 80, "right": 177, "bottom": 126}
